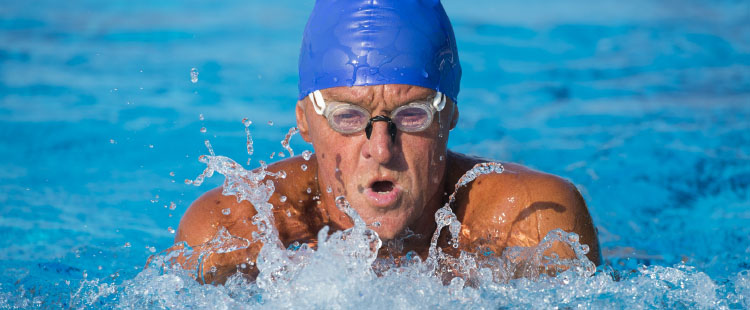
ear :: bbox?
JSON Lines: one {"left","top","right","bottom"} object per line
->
{"left": 296, "top": 99, "right": 312, "bottom": 142}
{"left": 449, "top": 100, "right": 459, "bottom": 130}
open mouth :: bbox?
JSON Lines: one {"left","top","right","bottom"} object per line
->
{"left": 371, "top": 180, "right": 395, "bottom": 193}
{"left": 365, "top": 179, "right": 400, "bottom": 207}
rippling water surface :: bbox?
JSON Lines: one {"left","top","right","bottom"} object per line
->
{"left": 1, "top": 0, "right": 749, "bottom": 308}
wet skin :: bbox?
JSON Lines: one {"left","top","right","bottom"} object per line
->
{"left": 173, "top": 85, "right": 602, "bottom": 284}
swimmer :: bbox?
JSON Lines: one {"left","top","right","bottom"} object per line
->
{"left": 173, "top": 0, "right": 601, "bottom": 283}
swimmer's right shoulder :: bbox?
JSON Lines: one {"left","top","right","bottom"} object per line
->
{"left": 175, "top": 187, "right": 258, "bottom": 246}
{"left": 175, "top": 155, "right": 321, "bottom": 247}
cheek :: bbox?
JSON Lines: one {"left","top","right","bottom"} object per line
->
{"left": 402, "top": 137, "right": 445, "bottom": 186}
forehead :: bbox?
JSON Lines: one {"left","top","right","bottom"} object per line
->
{"left": 320, "top": 84, "right": 435, "bottom": 109}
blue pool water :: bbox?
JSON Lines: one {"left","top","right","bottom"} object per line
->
{"left": 1, "top": 0, "right": 749, "bottom": 308}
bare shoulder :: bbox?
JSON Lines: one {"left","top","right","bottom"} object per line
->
{"left": 447, "top": 151, "right": 601, "bottom": 264}
{"left": 174, "top": 186, "right": 258, "bottom": 246}
{"left": 175, "top": 155, "right": 321, "bottom": 247}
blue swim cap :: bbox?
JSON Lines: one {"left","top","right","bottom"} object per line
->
{"left": 298, "top": 0, "right": 461, "bottom": 103}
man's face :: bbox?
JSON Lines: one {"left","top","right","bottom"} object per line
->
{"left": 297, "top": 84, "right": 457, "bottom": 240}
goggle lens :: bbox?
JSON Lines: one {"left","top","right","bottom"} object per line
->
{"left": 392, "top": 105, "right": 432, "bottom": 132}
{"left": 328, "top": 105, "right": 369, "bottom": 133}
{"left": 325, "top": 101, "right": 436, "bottom": 135}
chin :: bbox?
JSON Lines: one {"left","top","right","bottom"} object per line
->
{"left": 361, "top": 211, "right": 413, "bottom": 241}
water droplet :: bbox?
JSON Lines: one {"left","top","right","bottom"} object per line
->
{"left": 148, "top": 144, "right": 154, "bottom": 149}
{"left": 169, "top": 202, "right": 176, "bottom": 210}
{"left": 280, "top": 195, "right": 287, "bottom": 202}
{"left": 190, "top": 68, "right": 199, "bottom": 83}
{"left": 439, "top": 155, "right": 444, "bottom": 161}
{"left": 184, "top": 179, "right": 193, "bottom": 185}
{"left": 167, "top": 227, "right": 175, "bottom": 234}
{"left": 267, "top": 121, "right": 274, "bottom": 126}
{"left": 269, "top": 152, "right": 275, "bottom": 159}
{"left": 280, "top": 127, "right": 299, "bottom": 157}
{"left": 278, "top": 152, "right": 286, "bottom": 158}
{"left": 302, "top": 150, "right": 312, "bottom": 161}
{"left": 286, "top": 210, "right": 292, "bottom": 217}
{"left": 372, "top": 222, "right": 381, "bottom": 227}
{"left": 222, "top": 208, "right": 231, "bottom": 215}
{"left": 301, "top": 164, "right": 308, "bottom": 171}
{"left": 199, "top": 113, "right": 204, "bottom": 121}
{"left": 169, "top": 171, "right": 175, "bottom": 177}
{"left": 200, "top": 127, "right": 207, "bottom": 133}
{"left": 278, "top": 170, "right": 287, "bottom": 179}
{"left": 210, "top": 266, "right": 217, "bottom": 273}
{"left": 306, "top": 187, "right": 312, "bottom": 194}
{"left": 109, "top": 139, "right": 116, "bottom": 144}
{"left": 242, "top": 118, "right": 252, "bottom": 127}
{"left": 124, "top": 242, "right": 131, "bottom": 248}
{"left": 326, "top": 186, "right": 332, "bottom": 193}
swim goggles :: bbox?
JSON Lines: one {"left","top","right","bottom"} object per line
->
{"left": 307, "top": 90, "right": 446, "bottom": 142}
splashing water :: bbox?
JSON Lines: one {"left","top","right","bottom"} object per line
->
{"left": 243, "top": 118, "right": 254, "bottom": 156}
{"left": 39, "top": 125, "right": 747, "bottom": 310}
{"left": 280, "top": 127, "right": 298, "bottom": 157}
{"left": 190, "top": 67, "right": 199, "bottom": 83}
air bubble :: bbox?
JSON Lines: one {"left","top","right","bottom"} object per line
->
{"left": 124, "top": 242, "right": 131, "bottom": 248}
{"left": 280, "top": 195, "right": 287, "bottom": 202}
{"left": 169, "top": 202, "right": 176, "bottom": 210}
{"left": 169, "top": 171, "right": 175, "bottom": 176}
{"left": 200, "top": 127, "right": 207, "bottom": 133}
{"left": 302, "top": 150, "right": 313, "bottom": 161}
{"left": 222, "top": 208, "right": 231, "bottom": 215}
{"left": 306, "top": 187, "right": 312, "bottom": 194}
{"left": 199, "top": 113, "right": 204, "bottom": 121}
{"left": 301, "top": 164, "right": 308, "bottom": 171}
{"left": 267, "top": 121, "right": 274, "bottom": 126}
{"left": 167, "top": 227, "right": 175, "bottom": 234}
{"left": 327, "top": 186, "right": 332, "bottom": 193}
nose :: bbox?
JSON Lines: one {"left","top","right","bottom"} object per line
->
{"left": 362, "top": 121, "right": 395, "bottom": 163}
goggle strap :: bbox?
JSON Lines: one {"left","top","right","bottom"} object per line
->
{"left": 432, "top": 92, "right": 446, "bottom": 111}
{"left": 310, "top": 90, "right": 326, "bottom": 115}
